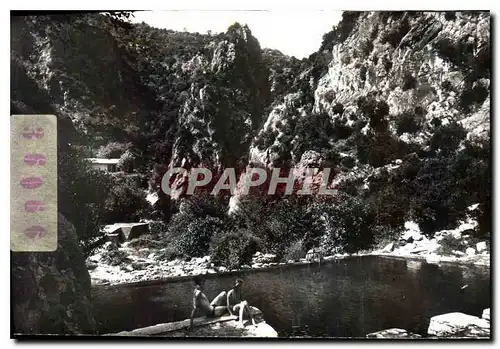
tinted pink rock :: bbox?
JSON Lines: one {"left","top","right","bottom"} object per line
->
{"left": 20, "top": 177, "right": 43, "bottom": 189}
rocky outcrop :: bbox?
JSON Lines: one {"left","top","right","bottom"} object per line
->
{"left": 427, "top": 312, "right": 490, "bottom": 338}
{"left": 12, "top": 214, "right": 96, "bottom": 335}
{"left": 366, "top": 328, "right": 422, "bottom": 339}
{"left": 481, "top": 308, "right": 490, "bottom": 321}
{"left": 374, "top": 216, "right": 490, "bottom": 267}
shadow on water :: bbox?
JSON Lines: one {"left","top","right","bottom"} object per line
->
{"left": 91, "top": 256, "right": 490, "bottom": 337}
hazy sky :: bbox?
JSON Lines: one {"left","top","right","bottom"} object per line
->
{"left": 130, "top": 10, "right": 343, "bottom": 58}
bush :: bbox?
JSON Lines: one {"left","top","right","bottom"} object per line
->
{"left": 429, "top": 122, "right": 467, "bottom": 156}
{"left": 459, "top": 80, "right": 489, "bottom": 113}
{"left": 283, "top": 239, "right": 306, "bottom": 262}
{"left": 357, "top": 97, "right": 389, "bottom": 132}
{"left": 96, "top": 142, "right": 129, "bottom": 158}
{"left": 177, "top": 216, "right": 226, "bottom": 257}
{"left": 210, "top": 228, "right": 262, "bottom": 269}
{"left": 380, "top": 16, "right": 410, "bottom": 47}
{"left": 436, "top": 235, "right": 465, "bottom": 256}
{"left": 341, "top": 156, "right": 356, "bottom": 169}
{"left": 127, "top": 235, "right": 166, "bottom": 249}
{"left": 395, "top": 110, "right": 421, "bottom": 135}
{"left": 103, "top": 178, "right": 150, "bottom": 223}
{"left": 149, "top": 220, "right": 168, "bottom": 237}
{"left": 332, "top": 103, "right": 344, "bottom": 115}
{"left": 59, "top": 148, "right": 113, "bottom": 256}
{"left": 402, "top": 72, "right": 418, "bottom": 91}
{"left": 117, "top": 149, "right": 137, "bottom": 173}
{"left": 320, "top": 193, "right": 376, "bottom": 253}
{"left": 101, "top": 248, "right": 131, "bottom": 266}
{"left": 356, "top": 131, "right": 404, "bottom": 168}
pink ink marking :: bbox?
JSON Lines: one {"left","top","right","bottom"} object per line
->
{"left": 25, "top": 200, "right": 45, "bottom": 213}
{"left": 24, "top": 153, "right": 46, "bottom": 166}
{"left": 24, "top": 225, "right": 46, "bottom": 239}
{"left": 20, "top": 177, "right": 43, "bottom": 189}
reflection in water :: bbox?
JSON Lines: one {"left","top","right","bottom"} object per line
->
{"left": 92, "top": 256, "right": 490, "bottom": 337}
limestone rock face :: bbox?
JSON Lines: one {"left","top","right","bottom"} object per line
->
{"left": 427, "top": 312, "right": 490, "bottom": 338}
{"left": 11, "top": 214, "right": 96, "bottom": 335}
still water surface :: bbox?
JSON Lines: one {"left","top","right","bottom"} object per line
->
{"left": 92, "top": 256, "right": 490, "bottom": 337}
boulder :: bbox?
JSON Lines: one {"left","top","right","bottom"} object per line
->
{"left": 11, "top": 214, "right": 96, "bottom": 335}
{"left": 305, "top": 248, "right": 324, "bottom": 261}
{"left": 400, "top": 222, "right": 424, "bottom": 243}
{"left": 86, "top": 261, "right": 98, "bottom": 270}
{"left": 381, "top": 242, "right": 395, "bottom": 253}
{"left": 105, "top": 222, "right": 150, "bottom": 241}
{"left": 366, "top": 328, "right": 422, "bottom": 339}
{"left": 482, "top": 309, "right": 490, "bottom": 321}
{"left": 476, "top": 242, "right": 487, "bottom": 253}
{"left": 252, "top": 253, "right": 277, "bottom": 264}
{"left": 428, "top": 312, "right": 490, "bottom": 337}
{"left": 466, "top": 247, "right": 476, "bottom": 256}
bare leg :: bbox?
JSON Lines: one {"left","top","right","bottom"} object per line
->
{"left": 242, "top": 301, "right": 257, "bottom": 326}
{"left": 213, "top": 305, "right": 228, "bottom": 317}
{"left": 238, "top": 303, "right": 245, "bottom": 327}
{"left": 210, "top": 291, "right": 226, "bottom": 306}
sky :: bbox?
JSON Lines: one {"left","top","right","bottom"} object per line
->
{"left": 130, "top": 10, "right": 343, "bottom": 58}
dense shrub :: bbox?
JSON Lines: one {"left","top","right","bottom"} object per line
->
{"left": 332, "top": 103, "right": 344, "bottom": 115}
{"left": 459, "top": 80, "right": 489, "bottom": 113}
{"left": 356, "top": 131, "right": 404, "bottom": 168}
{"left": 59, "top": 149, "right": 114, "bottom": 256}
{"left": 117, "top": 149, "right": 137, "bottom": 173}
{"left": 101, "top": 248, "right": 131, "bottom": 266}
{"left": 429, "top": 122, "right": 467, "bottom": 156}
{"left": 177, "top": 216, "right": 226, "bottom": 257}
{"left": 357, "top": 97, "right": 390, "bottom": 132}
{"left": 402, "top": 72, "right": 418, "bottom": 91}
{"left": 102, "top": 177, "right": 150, "bottom": 223}
{"left": 210, "top": 228, "right": 262, "bottom": 269}
{"left": 436, "top": 235, "right": 465, "bottom": 256}
{"left": 380, "top": 16, "right": 411, "bottom": 47}
{"left": 359, "top": 65, "right": 368, "bottom": 82}
{"left": 319, "top": 11, "right": 361, "bottom": 51}
{"left": 341, "top": 156, "right": 356, "bottom": 169}
{"left": 320, "top": 192, "right": 376, "bottom": 253}
{"left": 395, "top": 110, "right": 421, "bottom": 135}
{"left": 149, "top": 220, "right": 168, "bottom": 237}
{"left": 96, "top": 142, "right": 129, "bottom": 158}
{"left": 283, "top": 239, "right": 306, "bottom": 262}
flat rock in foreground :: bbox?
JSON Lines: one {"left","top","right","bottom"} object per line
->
{"left": 104, "top": 307, "right": 278, "bottom": 338}
{"left": 366, "top": 328, "right": 422, "bottom": 339}
{"left": 428, "top": 312, "right": 490, "bottom": 338}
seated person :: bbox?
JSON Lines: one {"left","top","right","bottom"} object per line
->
{"left": 188, "top": 276, "right": 227, "bottom": 330}
{"left": 226, "top": 278, "right": 257, "bottom": 328}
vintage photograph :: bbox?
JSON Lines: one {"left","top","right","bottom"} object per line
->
{"left": 10, "top": 9, "right": 490, "bottom": 339}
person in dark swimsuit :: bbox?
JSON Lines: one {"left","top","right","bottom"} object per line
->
{"left": 188, "top": 277, "right": 227, "bottom": 330}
